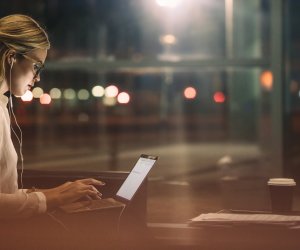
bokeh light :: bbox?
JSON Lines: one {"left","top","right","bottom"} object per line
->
{"left": 105, "top": 85, "right": 119, "bottom": 98}
{"left": 63, "top": 88, "right": 76, "bottom": 100}
{"left": 92, "top": 85, "right": 105, "bottom": 97}
{"left": 290, "top": 80, "right": 299, "bottom": 93}
{"left": 184, "top": 87, "right": 197, "bottom": 99}
{"left": 21, "top": 90, "right": 33, "bottom": 102}
{"left": 117, "top": 92, "right": 130, "bottom": 104}
{"left": 260, "top": 70, "right": 273, "bottom": 90}
{"left": 32, "top": 87, "right": 44, "bottom": 98}
{"left": 213, "top": 91, "right": 226, "bottom": 103}
{"left": 40, "top": 93, "right": 51, "bottom": 105}
{"left": 103, "top": 97, "right": 117, "bottom": 106}
{"left": 50, "top": 88, "right": 62, "bottom": 99}
{"left": 160, "top": 34, "right": 177, "bottom": 45}
{"left": 78, "top": 89, "right": 90, "bottom": 100}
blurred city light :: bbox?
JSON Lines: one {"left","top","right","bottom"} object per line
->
{"left": 32, "top": 87, "right": 44, "bottom": 98}
{"left": 92, "top": 85, "right": 105, "bottom": 97}
{"left": 21, "top": 90, "right": 33, "bottom": 102}
{"left": 117, "top": 92, "right": 130, "bottom": 104}
{"left": 105, "top": 85, "right": 119, "bottom": 98}
{"left": 184, "top": 87, "right": 197, "bottom": 99}
{"left": 213, "top": 91, "right": 226, "bottom": 103}
{"left": 40, "top": 93, "right": 51, "bottom": 105}
{"left": 103, "top": 96, "right": 117, "bottom": 106}
{"left": 156, "top": 0, "right": 182, "bottom": 8}
{"left": 63, "top": 88, "right": 76, "bottom": 100}
{"left": 290, "top": 80, "right": 299, "bottom": 93}
{"left": 50, "top": 88, "right": 62, "bottom": 99}
{"left": 260, "top": 70, "right": 273, "bottom": 90}
{"left": 78, "top": 89, "right": 90, "bottom": 100}
{"left": 160, "top": 34, "right": 177, "bottom": 45}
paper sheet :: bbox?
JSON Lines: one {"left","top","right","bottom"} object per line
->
{"left": 190, "top": 213, "right": 300, "bottom": 226}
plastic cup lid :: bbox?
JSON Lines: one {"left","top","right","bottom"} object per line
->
{"left": 268, "top": 178, "right": 296, "bottom": 186}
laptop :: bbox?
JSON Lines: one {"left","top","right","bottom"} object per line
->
{"left": 59, "top": 154, "right": 158, "bottom": 213}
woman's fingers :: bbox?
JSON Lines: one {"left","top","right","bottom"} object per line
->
{"left": 77, "top": 178, "right": 105, "bottom": 186}
{"left": 79, "top": 186, "right": 102, "bottom": 200}
{"left": 44, "top": 179, "right": 106, "bottom": 208}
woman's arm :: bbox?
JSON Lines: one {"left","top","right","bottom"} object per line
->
{"left": 0, "top": 191, "right": 45, "bottom": 219}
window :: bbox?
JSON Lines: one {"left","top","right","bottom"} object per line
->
{"left": 5, "top": 0, "right": 282, "bottom": 224}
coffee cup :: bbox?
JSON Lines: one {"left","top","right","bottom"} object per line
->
{"left": 268, "top": 178, "right": 296, "bottom": 213}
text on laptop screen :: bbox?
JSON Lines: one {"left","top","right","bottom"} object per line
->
{"left": 116, "top": 156, "right": 156, "bottom": 201}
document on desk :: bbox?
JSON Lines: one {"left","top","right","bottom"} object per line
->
{"left": 190, "top": 213, "right": 300, "bottom": 227}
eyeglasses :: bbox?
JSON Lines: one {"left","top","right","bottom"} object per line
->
{"left": 20, "top": 54, "right": 45, "bottom": 79}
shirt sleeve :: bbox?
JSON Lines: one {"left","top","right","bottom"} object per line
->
{"left": 34, "top": 191, "right": 47, "bottom": 213}
{"left": 0, "top": 190, "right": 47, "bottom": 219}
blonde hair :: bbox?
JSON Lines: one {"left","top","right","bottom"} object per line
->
{"left": 0, "top": 14, "right": 50, "bottom": 86}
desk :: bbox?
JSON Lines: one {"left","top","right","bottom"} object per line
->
{"left": 148, "top": 222, "right": 300, "bottom": 250}
{"left": 1, "top": 207, "right": 122, "bottom": 250}
{"left": 1, "top": 207, "right": 158, "bottom": 250}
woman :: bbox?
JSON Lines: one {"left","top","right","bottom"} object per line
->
{"left": 0, "top": 14, "right": 104, "bottom": 219}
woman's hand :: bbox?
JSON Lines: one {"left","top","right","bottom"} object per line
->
{"left": 41, "top": 178, "right": 105, "bottom": 210}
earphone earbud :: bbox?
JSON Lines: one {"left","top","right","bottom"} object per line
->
{"left": 11, "top": 58, "right": 16, "bottom": 66}
{"left": 9, "top": 54, "right": 16, "bottom": 67}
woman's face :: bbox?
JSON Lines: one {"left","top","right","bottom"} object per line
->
{"left": 9, "top": 48, "right": 47, "bottom": 97}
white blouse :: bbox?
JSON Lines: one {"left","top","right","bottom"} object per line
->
{"left": 0, "top": 94, "right": 46, "bottom": 219}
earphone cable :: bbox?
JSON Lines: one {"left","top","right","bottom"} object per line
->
{"left": 8, "top": 64, "right": 25, "bottom": 191}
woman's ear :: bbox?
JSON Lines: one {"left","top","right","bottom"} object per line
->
{"left": 7, "top": 50, "right": 17, "bottom": 66}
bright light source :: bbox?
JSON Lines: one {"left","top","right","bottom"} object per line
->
{"left": 32, "top": 87, "right": 44, "bottom": 98}
{"left": 184, "top": 87, "right": 197, "bottom": 99}
{"left": 160, "top": 34, "right": 177, "bottom": 45}
{"left": 260, "top": 70, "right": 273, "bottom": 90}
{"left": 40, "top": 93, "right": 51, "bottom": 105}
{"left": 156, "top": 0, "right": 182, "bottom": 8}
{"left": 21, "top": 90, "right": 33, "bottom": 102}
{"left": 50, "top": 88, "right": 62, "bottom": 99}
{"left": 103, "top": 97, "right": 117, "bottom": 106}
{"left": 78, "top": 89, "right": 90, "bottom": 100}
{"left": 105, "top": 85, "right": 119, "bottom": 98}
{"left": 117, "top": 92, "right": 130, "bottom": 104}
{"left": 92, "top": 85, "right": 105, "bottom": 97}
{"left": 213, "top": 92, "right": 226, "bottom": 103}
{"left": 63, "top": 88, "right": 76, "bottom": 100}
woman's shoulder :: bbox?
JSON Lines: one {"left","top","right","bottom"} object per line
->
{"left": 0, "top": 94, "right": 8, "bottom": 106}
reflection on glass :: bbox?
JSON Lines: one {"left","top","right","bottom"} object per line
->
{"left": 103, "top": 96, "right": 117, "bottom": 106}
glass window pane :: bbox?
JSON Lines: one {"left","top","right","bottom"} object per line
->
{"left": 2, "top": 0, "right": 274, "bottom": 225}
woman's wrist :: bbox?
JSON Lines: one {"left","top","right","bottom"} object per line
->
{"left": 26, "top": 186, "right": 37, "bottom": 193}
{"left": 42, "top": 189, "right": 61, "bottom": 210}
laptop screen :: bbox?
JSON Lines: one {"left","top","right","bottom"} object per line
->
{"left": 116, "top": 154, "right": 157, "bottom": 201}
